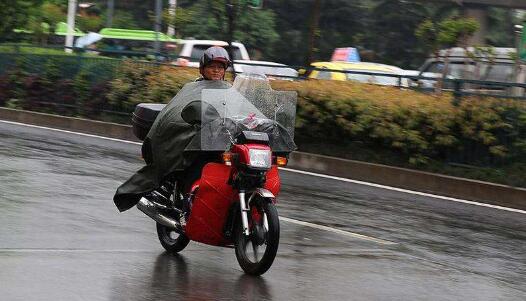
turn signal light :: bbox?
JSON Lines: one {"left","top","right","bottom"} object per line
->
{"left": 222, "top": 152, "right": 233, "bottom": 166}
{"left": 276, "top": 156, "right": 287, "bottom": 167}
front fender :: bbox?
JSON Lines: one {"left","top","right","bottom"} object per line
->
{"left": 249, "top": 188, "right": 276, "bottom": 204}
{"left": 251, "top": 188, "right": 276, "bottom": 203}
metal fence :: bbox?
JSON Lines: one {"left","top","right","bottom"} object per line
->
{"left": 0, "top": 45, "right": 178, "bottom": 120}
{"left": 1, "top": 45, "right": 526, "bottom": 179}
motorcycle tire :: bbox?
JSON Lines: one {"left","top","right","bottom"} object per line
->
{"left": 234, "top": 201, "right": 280, "bottom": 276}
{"left": 156, "top": 222, "right": 190, "bottom": 253}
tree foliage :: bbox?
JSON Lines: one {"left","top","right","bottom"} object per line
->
{"left": 4, "top": 0, "right": 521, "bottom": 69}
{"left": 0, "top": 0, "right": 43, "bottom": 42}
{"left": 175, "top": 0, "right": 279, "bottom": 59}
{"left": 416, "top": 17, "right": 480, "bottom": 56}
{"left": 437, "top": 18, "right": 479, "bottom": 47}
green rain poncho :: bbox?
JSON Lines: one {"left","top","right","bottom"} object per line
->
{"left": 113, "top": 80, "right": 231, "bottom": 212}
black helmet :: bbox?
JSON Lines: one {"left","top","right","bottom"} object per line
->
{"left": 199, "top": 46, "right": 231, "bottom": 70}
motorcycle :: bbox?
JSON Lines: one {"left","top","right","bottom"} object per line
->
{"left": 131, "top": 74, "right": 297, "bottom": 275}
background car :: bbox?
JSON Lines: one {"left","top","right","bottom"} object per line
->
{"left": 173, "top": 39, "right": 250, "bottom": 67}
{"left": 418, "top": 47, "right": 519, "bottom": 94}
{"left": 305, "top": 61, "right": 409, "bottom": 87}
{"left": 402, "top": 70, "right": 456, "bottom": 89}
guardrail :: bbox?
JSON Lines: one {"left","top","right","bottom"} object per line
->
{"left": 1, "top": 44, "right": 525, "bottom": 102}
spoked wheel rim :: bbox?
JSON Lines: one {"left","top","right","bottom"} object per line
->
{"left": 243, "top": 219, "right": 269, "bottom": 264}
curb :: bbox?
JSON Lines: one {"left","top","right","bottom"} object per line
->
{"left": 1, "top": 107, "right": 525, "bottom": 211}
{"left": 0, "top": 107, "right": 140, "bottom": 142}
{"left": 287, "top": 152, "right": 526, "bottom": 210}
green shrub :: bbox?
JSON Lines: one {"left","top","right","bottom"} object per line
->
{"left": 3, "top": 60, "right": 526, "bottom": 186}
{"left": 105, "top": 66, "right": 526, "bottom": 173}
{"left": 272, "top": 79, "right": 526, "bottom": 169}
{"left": 107, "top": 62, "right": 199, "bottom": 110}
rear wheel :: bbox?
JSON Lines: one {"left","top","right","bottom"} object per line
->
{"left": 156, "top": 223, "right": 190, "bottom": 253}
{"left": 234, "top": 201, "right": 280, "bottom": 275}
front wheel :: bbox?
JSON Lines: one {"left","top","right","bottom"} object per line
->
{"left": 235, "top": 201, "right": 280, "bottom": 276}
{"left": 156, "top": 222, "right": 190, "bottom": 253}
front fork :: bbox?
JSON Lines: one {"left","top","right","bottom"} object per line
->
{"left": 239, "top": 190, "right": 270, "bottom": 237}
{"left": 239, "top": 191, "right": 250, "bottom": 236}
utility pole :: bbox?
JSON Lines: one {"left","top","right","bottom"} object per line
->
{"left": 513, "top": 24, "right": 524, "bottom": 97}
{"left": 65, "top": 0, "right": 77, "bottom": 53}
{"left": 226, "top": 0, "right": 236, "bottom": 79}
{"left": 107, "top": 0, "right": 114, "bottom": 28}
{"left": 154, "top": 0, "right": 162, "bottom": 56}
{"left": 167, "top": 0, "right": 177, "bottom": 37}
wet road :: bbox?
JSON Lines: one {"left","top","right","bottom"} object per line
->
{"left": 1, "top": 120, "right": 525, "bottom": 301}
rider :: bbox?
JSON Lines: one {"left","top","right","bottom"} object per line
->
{"left": 156, "top": 46, "right": 232, "bottom": 195}
{"left": 179, "top": 46, "right": 232, "bottom": 193}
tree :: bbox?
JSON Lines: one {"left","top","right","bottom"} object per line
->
{"left": 98, "top": 11, "right": 139, "bottom": 29}
{"left": 32, "top": 2, "right": 66, "bottom": 43}
{"left": 175, "top": 0, "right": 279, "bottom": 59}
{"left": 0, "top": 0, "right": 43, "bottom": 42}
{"left": 364, "top": 0, "right": 463, "bottom": 69}
{"left": 486, "top": 7, "right": 519, "bottom": 47}
{"left": 163, "top": 7, "right": 193, "bottom": 37}
{"left": 306, "top": 0, "right": 320, "bottom": 65}
{"left": 264, "top": 0, "right": 312, "bottom": 65}
{"left": 265, "top": 0, "right": 367, "bottom": 65}
{"left": 317, "top": 0, "right": 366, "bottom": 61}
{"left": 416, "top": 17, "right": 480, "bottom": 94}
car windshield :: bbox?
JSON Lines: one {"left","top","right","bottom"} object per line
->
{"left": 316, "top": 70, "right": 333, "bottom": 80}
{"left": 346, "top": 71, "right": 398, "bottom": 85}
{"left": 239, "top": 64, "right": 298, "bottom": 78}
{"left": 426, "top": 62, "right": 514, "bottom": 82}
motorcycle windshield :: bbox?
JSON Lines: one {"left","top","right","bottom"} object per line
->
{"left": 200, "top": 74, "right": 297, "bottom": 152}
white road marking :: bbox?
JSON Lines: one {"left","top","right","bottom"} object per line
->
{"left": 280, "top": 216, "right": 396, "bottom": 245}
{"left": 2, "top": 119, "right": 525, "bottom": 217}
{"left": 0, "top": 248, "right": 156, "bottom": 253}
{"left": 280, "top": 168, "right": 526, "bottom": 215}
{"left": 0, "top": 120, "right": 142, "bottom": 145}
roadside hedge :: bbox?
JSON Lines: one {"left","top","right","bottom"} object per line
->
{"left": 1, "top": 59, "right": 525, "bottom": 187}
{"left": 273, "top": 80, "right": 526, "bottom": 166}
{"left": 104, "top": 64, "right": 526, "bottom": 186}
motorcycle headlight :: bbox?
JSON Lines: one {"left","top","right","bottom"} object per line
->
{"left": 248, "top": 149, "right": 272, "bottom": 169}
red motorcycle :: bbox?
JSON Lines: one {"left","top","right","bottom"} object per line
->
{"left": 133, "top": 75, "right": 297, "bottom": 275}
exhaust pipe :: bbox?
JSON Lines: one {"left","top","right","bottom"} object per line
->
{"left": 137, "top": 197, "right": 183, "bottom": 232}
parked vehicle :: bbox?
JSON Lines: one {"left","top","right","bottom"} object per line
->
{"left": 402, "top": 70, "right": 456, "bottom": 89}
{"left": 234, "top": 60, "right": 298, "bottom": 80}
{"left": 418, "top": 47, "right": 520, "bottom": 93}
{"left": 131, "top": 75, "right": 296, "bottom": 275}
{"left": 174, "top": 39, "right": 250, "bottom": 67}
{"left": 304, "top": 61, "right": 409, "bottom": 87}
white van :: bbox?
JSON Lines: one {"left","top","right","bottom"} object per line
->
{"left": 417, "top": 47, "right": 521, "bottom": 94}
{"left": 174, "top": 39, "right": 250, "bottom": 67}
{"left": 419, "top": 47, "right": 516, "bottom": 83}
